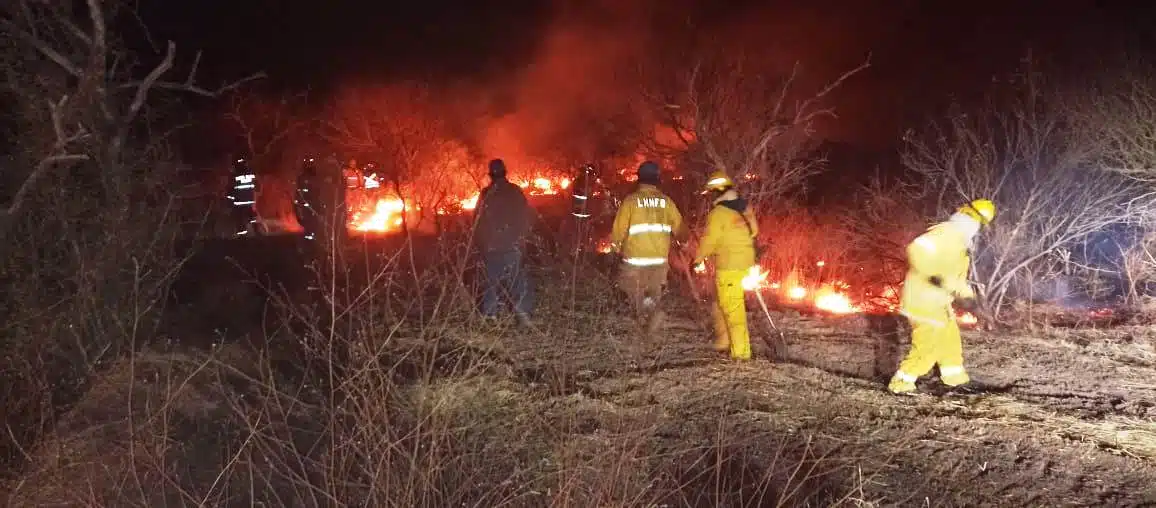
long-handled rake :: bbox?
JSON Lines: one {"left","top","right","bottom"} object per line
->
{"left": 750, "top": 286, "right": 789, "bottom": 361}
{"left": 673, "top": 249, "right": 713, "bottom": 330}
{"left": 676, "top": 248, "right": 789, "bottom": 360}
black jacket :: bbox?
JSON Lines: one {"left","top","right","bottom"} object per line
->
{"left": 474, "top": 180, "right": 533, "bottom": 252}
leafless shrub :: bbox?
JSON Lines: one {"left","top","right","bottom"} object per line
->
{"left": 1114, "top": 229, "right": 1156, "bottom": 305}
{"left": 645, "top": 46, "right": 869, "bottom": 215}
{"left": 1075, "top": 58, "right": 1156, "bottom": 184}
{"left": 225, "top": 86, "right": 313, "bottom": 169}
{"left": 1074, "top": 58, "right": 1156, "bottom": 306}
{"left": 838, "top": 172, "right": 934, "bottom": 294}
{"left": 0, "top": 0, "right": 258, "bottom": 477}
{"left": 901, "top": 59, "right": 1154, "bottom": 316}
{"left": 323, "top": 82, "right": 481, "bottom": 234}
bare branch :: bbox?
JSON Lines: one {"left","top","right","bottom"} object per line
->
{"left": 0, "top": 18, "right": 81, "bottom": 76}
{"left": 110, "top": 40, "right": 174, "bottom": 157}
{"left": 648, "top": 49, "right": 869, "bottom": 205}
{"left": 2, "top": 154, "right": 91, "bottom": 221}
{"left": 118, "top": 71, "right": 267, "bottom": 97}
{"left": 793, "top": 55, "right": 872, "bottom": 126}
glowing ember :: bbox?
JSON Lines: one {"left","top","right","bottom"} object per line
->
{"left": 351, "top": 198, "right": 406, "bottom": 233}
{"left": 694, "top": 262, "right": 707, "bottom": 274}
{"left": 741, "top": 265, "right": 768, "bottom": 291}
{"left": 957, "top": 312, "right": 978, "bottom": 325}
{"left": 787, "top": 286, "right": 807, "bottom": 300}
{"left": 1088, "top": 308, "right": 1114, "bottom": 318}
{"left": 816, "top": 260, "right": 826, "bottom": 268}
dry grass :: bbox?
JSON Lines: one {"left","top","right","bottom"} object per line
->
{"left": 0, "top": 234, "right": 882, "bottom": 507}
{"left": 9, "top": 228, "right": 1156, "bottom": 506}
{"left": 934, "top": 395, "right": 1156, "bottom": 461}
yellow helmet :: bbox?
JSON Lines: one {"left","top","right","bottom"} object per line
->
{"left": 958, "top": 198, "right": 996, "bottom": 225}
{"left": 702, "top": 170, "right": 734, "bottom": 194}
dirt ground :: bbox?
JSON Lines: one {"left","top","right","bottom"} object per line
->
{"left": 451, "top": 270, "right": 1156, "bottom": 507}
{"left": 10, "top": 249, "right": 1156, "bottom": 506}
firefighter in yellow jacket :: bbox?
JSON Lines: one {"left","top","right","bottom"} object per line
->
{"left": 693, "top": 171, "right": 758, "bottom": 361}
{"left": 610, "top": 161, "right": 687, "bottom": 334}
{"left": 889, "top": 199, "right": 996, "bottom": 395}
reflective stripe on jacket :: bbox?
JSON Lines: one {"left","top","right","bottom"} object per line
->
{"left": 610, "top": 184, "right": 686, "bottom": 265}
{"left": 229, "top": 172, "right": 257, "bottom": 206}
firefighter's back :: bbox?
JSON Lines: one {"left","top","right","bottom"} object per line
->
{"left": 618, "top": 185, "right": 682, "bottom": 265}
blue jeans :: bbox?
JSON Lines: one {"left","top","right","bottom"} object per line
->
{"left": 482, "top": 249, "right": 533, "bottom": 317}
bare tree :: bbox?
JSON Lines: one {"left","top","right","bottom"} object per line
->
{"left": 224, "top": 85, "right": 312, "bottom": 168}
{"left": 0, "top": 0, "right": 259, "bottom": 461}
{"left": 645, "top": 47, "right": 869, "bottom": 207}
{"left": 324, "top": 82, "right": 477, "bottom": 232}
{"left": 0, "top": 0, "right": 261, "bottom": 229}
{"left": 902, "top": 61, "right": 1153, "bottom": 316}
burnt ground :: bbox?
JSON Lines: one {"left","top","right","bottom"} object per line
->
{"left": 446, "top": 278, "right": 1156, "bottom": 507}
{"left": 7, "top": 237, "right": 1156, "bottom": 507}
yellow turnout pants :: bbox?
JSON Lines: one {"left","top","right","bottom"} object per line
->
{"left": 888, "top": 307, "right": 970, "bottom": 393}
{"left": 711, "top": 269, "right": 750, "bottom": 360}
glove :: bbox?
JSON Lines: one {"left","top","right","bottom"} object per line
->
{"left": 955, "top": 297, "right": 979, "bottom": 313}
{"left": 928, "top": 275, "right": 943, "bottom": 288}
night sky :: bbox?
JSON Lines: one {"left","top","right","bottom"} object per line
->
{"left": 139, "top": 0, "right": 1156, "bottom": 152}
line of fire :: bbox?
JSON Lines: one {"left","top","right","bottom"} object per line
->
{"left": 217, "top": 152, "right": 993, "bottom": 325}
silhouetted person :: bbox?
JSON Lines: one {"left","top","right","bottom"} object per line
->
{"left": 567, "top": 163, "right": 597, "bottom": 259}
{"left": 227, "top": 157, "right": 259, "bottom": 236}
{"left": 295, "top": 157, "right": 321, "bottom": 242}
{"left": 474, "top": 158, "right": 534, "bottom": 326}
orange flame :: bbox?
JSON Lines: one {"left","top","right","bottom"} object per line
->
{"left": 814, "top": 284, "right": 860, "bottom": 314}
{"left": 741, "top": 265, "right": 768, "bottom": 291}
{"left": 460, "top": 193, "right": 479, "bottom": 210}
{"left": 517, "top": 176, "right": 571, "bottom": 196}
{"left": 596, "top": 239, "right": 613, "bottom": 253}
{"left": 344, "top": 171, "right": 572, "bottom": 233}
{"left": 957, "top": 312, "right": 978, "bottom": 325}
{"left": 351, "top": 198, "right": 406, "bottom": 233}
